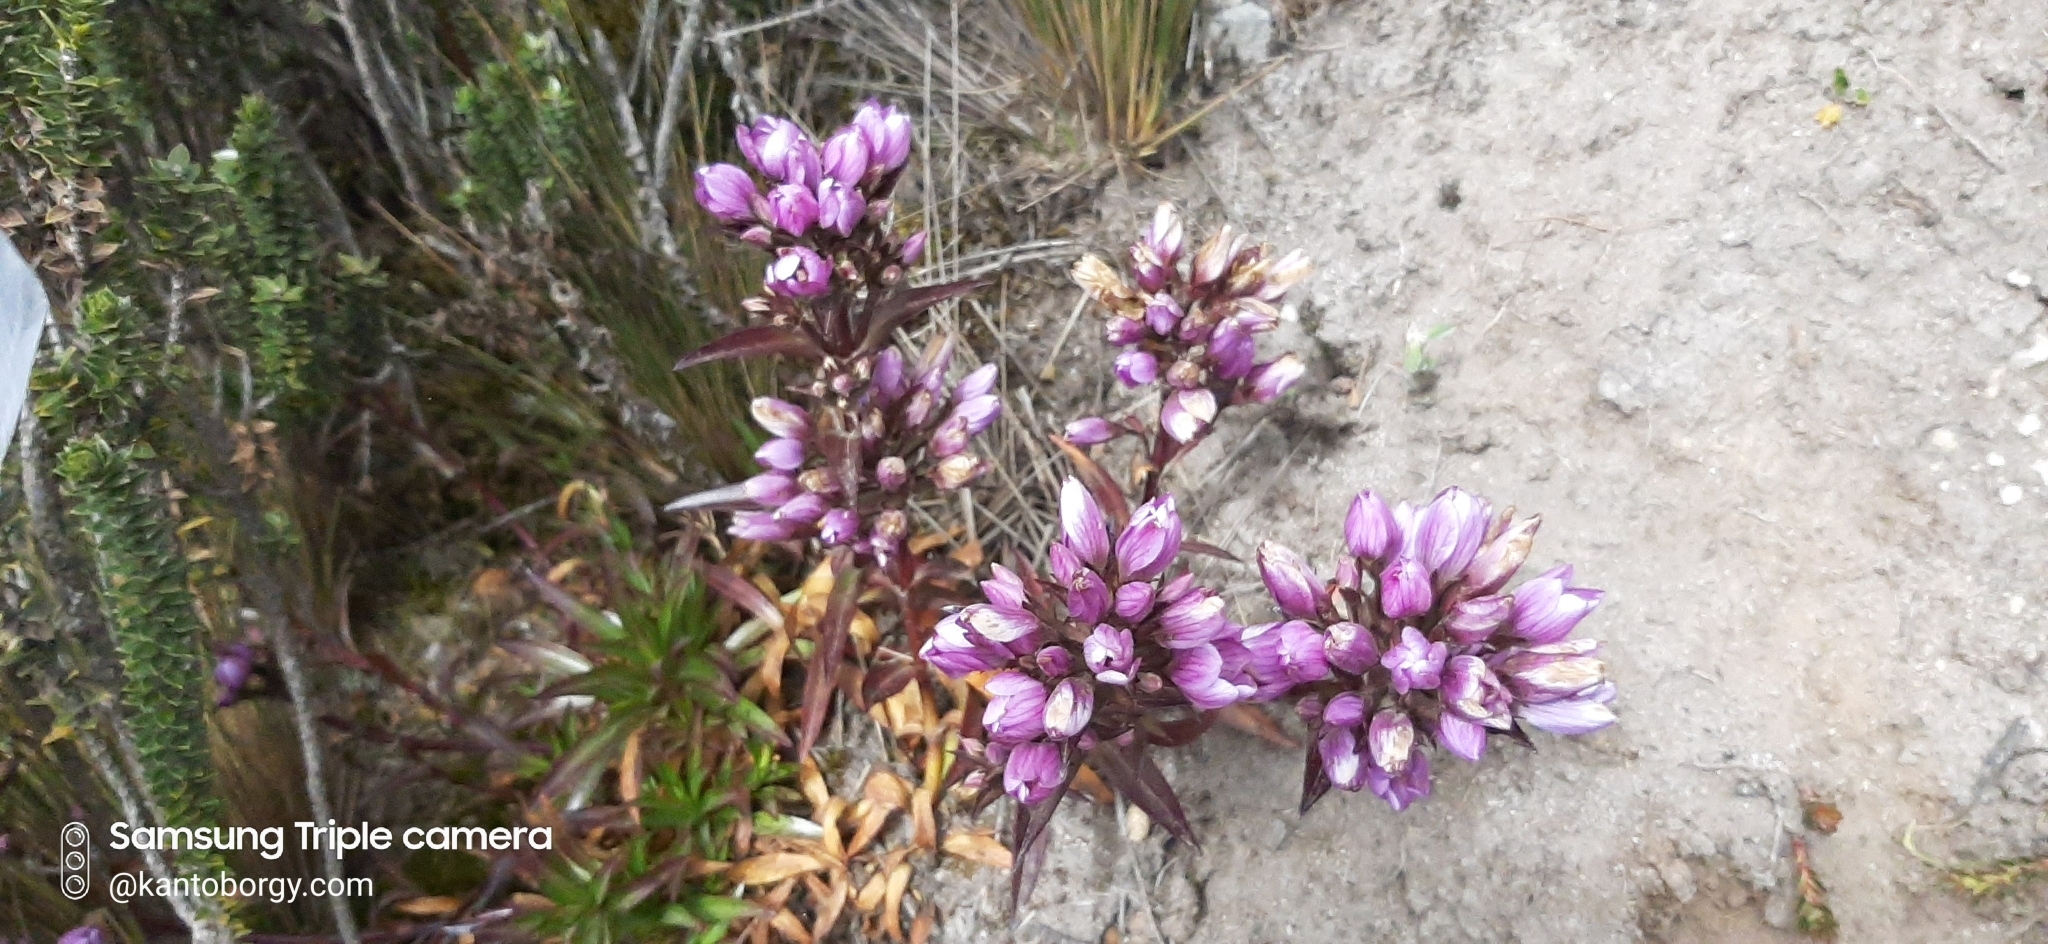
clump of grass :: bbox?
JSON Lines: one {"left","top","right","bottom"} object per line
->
{"left": 1012, "top": 0, "right": 1199, "bottom": 158}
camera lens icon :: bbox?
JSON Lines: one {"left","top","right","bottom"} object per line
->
{"left": 60, "top": 821, "right": 90, "bottom": 901}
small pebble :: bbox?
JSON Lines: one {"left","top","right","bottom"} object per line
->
{"left": 2033, "top": 459, "right": 2048, "bottom": 486}
{"left": 2020, "top": 414, "right": 2043, "bottom": 437}
{"left": 1930, "top": 428, "right": 1960, "bottom": 451}
{"left": 2009, "top": 595, "right": 2027, "bottom": 615}
{"left": 1939, "top": 480, "right": 1952, "bottom": 491}
{"left": 1999, "top": 484, "right": 2024, "bottom": 505}
{"left": 1124, "top": 803, "right": 1152, "bottom": 842}
{"left": 1989, "top": 452, "right": 2007, "bottom": 467}
{"left": 2009, "top": 270, "right": 2035, "bottom": 289}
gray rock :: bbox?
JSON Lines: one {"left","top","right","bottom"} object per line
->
{"left": 1207, "top": 3, "right": 1275, "bottom": 65}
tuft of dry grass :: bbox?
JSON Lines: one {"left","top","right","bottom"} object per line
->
{"left": 1011, "top": 0, "right": 1199, "bottom": 159}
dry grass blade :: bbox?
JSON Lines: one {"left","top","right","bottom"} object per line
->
{"left": 1011, "top": 0, "right": 1198, "bottom": 157}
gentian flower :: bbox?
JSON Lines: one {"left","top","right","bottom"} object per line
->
{"left": 693, "top": 164, "right": 758, "bottom": 222}
{"left": 1257, "top": 486, "right": 1616, "bottom": 811}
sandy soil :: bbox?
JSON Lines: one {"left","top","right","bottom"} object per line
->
{"left": 935, "top": 0, "right": 2048, "bottom": 941}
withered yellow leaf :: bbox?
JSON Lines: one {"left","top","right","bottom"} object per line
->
{"left": 729, "top": 852, "right": 830, "bottom": 886}
{"left": 392, "top": 896, "right": 462, "bottom": 917}
{"left": 941, "top": 831, "right": 1013, "bottom": 869}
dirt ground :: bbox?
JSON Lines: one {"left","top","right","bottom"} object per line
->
{"left": 930, "top": 0, "right": 2048, "bottom": 941}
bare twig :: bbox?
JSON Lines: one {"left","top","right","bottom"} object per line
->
{"left": 1858, "top": 46, "right": 2003, "bottom": 173}
{"left": 1036, "top": 295, "right": 1090, "bottom": 381}
{"left": 331, "top": 0, "right": 428, "bottom": 207}
{"left": 590, "top": 30, "right": 675, "bottom": 255}
{"left": 649, "top": 0, "right": 709, "bottom": 211}
{"left": 711, "top": 0, "right": 851, "bottom": 42}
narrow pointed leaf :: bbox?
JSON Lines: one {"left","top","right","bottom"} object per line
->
{"left": 860, "top": 654, "right": 920, "bottom": 709}
{"left": 1180, "top": 539, "right": 1241, "bottom": 563}
{"left": 697, "top": 562, "right": 785, "bottom": 631}
{"left": 663, "top": 482, "right": 755, "bottom": 514}
{"left": 1009, "top": 748, "right": 1081, "bottom": 912}
{"left": 798, "top": 552, "right": 861, "bottom": 759}
{"left": 858, "top": 278, "right": 989, "bottom": 355}
{"left": 674, "top": 326, "right": 823, "bottom": 370}
{"left": 1086, "top": 740, "right": 1197, "bottom": 847}
{"left": 1299, "top": 739, "right": 1333, "bottom": 814}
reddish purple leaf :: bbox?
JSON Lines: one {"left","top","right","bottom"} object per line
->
{"left": 1086, "top": 740, "right": 1197, "bottom": 847}
{"left": 697, "top": 562, "right": 785, "bottom": 631}
{"left": 798, "top": 550, "right": 861, "bottom": 760}
{"left": 860, "top": 652, "right": 920, "bottom": 708}
{"left": 1010, "top": 747, "right": 1081, "bottom": 911}
{"left": 1180, "top": 539, "right": 1241, "bottom": 563}
{"left": 858, "top": 278, "right": 989, "bottom": 355}
{"left": 673, "top": 326, "right": 823, "bottom": 370}
{"left": 1299, "top": 736, "right": 1333, "bottom": 815}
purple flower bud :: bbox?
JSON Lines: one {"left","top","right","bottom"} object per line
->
{"left": 1462, "top": 514, "right": 1540, "bottom": 595}
{"left": 1275, "top": 619, "right": 1331, "bottom": 683}
{"left": 875, "top": 456, "right": 908, "bottom": 491}
{"left": 1036, "top": 645, "right": 1075, "bottom": 677}
{"left": 1142, "top": 203, "right": 1186, "bottom": 265}
{"left": 1114, "top": 495, "right": 1183, "bottom": 581}
{"left": 1368, "top": 709, "right": 1416, "bottom": 775}
{"left": 869, "top": 349, "right": 907, "bottom": 404}
{"left": 1323, "top": 691, "right": 1366, "bottom": 729}
{"left": 1003, "top": 741, "right": 1064, "bottom": 804}
{"left": 1418, "top": 487, "right": 1491, "bottom": 580}
{"left": 766, "top": 183, "right": 819, "bottom": 235}
{"left": 1064, "top": 417, "right": 1121, "bottom": 446}
{"left": 1323, "top": 621, "right": 1379, "bottom": 674}
{"left": 1208, "top": 320, "right": 1257, "bottom": 380}
{"left": 744, "top": 471, "right": 801, "bottom": 506}
{"left": 774, "top": 492, "right": 830, "bottom": 524}
{"left": 900, "top": 389, "right": 937, "bottom": 428}
{"left": 923, "top": 612, "right": 1014, "bottom": 676}
{"left": 916, "top": 335, "right": 957, "bottom": 394}
{"left": 781, "top": 135, "right": 822, "bottom": 188}
{"left": 1257, "top": 541, "right": 1323, "bottom": 620}
{"left": 1043, "top": 678, "right": 1095, "bottom": 739}
{"left": 950, "top": 394, "right": 1001, "bottom": 436}
{"left": 750, "top": 397, "right": 810, "bottom": 439}
{"left": 1442, "top": 655, "right": 1513, "bottom": 728}
{"left": 1380, "top": 626, "right": 1448, "bottom": 694}
{"left": 1435, "top": 712, "right": 1489, "bottom": 763}
{"left": 819, "top": 508, "right": 860, "bottom": 545}
{"left": 739, "top": 224, "right": 775, "bottom": 247}
{"left": 1255, "top": 250, "right": 1313, "bottom": 301}
{"left": 961, "top": 603, "right": 1040, "bottom": 645}
{"left": 1084, "top": 624, "right": 1137, "bottom": 685}
{"left": 214, "top": 645, "right": 253, "bottom": 707}
{"left": 1144, "top": 295, "right": 1183, "bottom": 336}
{"left": 1105, "top": 316, "right": 1147, "bottom": 345}
{"left": 815, "top": 178, "right": 866, "bottom": 236}
{"left": 743, "top": 116, "right": 803, "bottom": 178}
{"left": 1497, "top": 639, "right": 1607, "bottom": 703}
{"left": 1334, "top": 556, "right": 1361, "bottom": 593}
{"left": 1233, "top": 623, "right": 1293, "bottom": 700}
{"left": 1058, "top": 478, "right": 1111, "bottom": 569}
{"left": 1507, "top": 565, "right": 1604, "bottom": 644}
{"left": 1161, "top": 388, "right": 1217, "bottom": 443}
{"left": 956, "top": 363, "right": 1000, "bottom": 401}
{"left": 1379, "top": 554, "right": 1434, "bottom": 619}
{"left": 983, "top": 564, "right": 1028, "bottom": 610}
{"left": 754, "top": 437, "right": 807, "bottom": 472}
{"left": 1245, "top": 354, "right": 1306, "bottom": 403}
{"left": 821, "top": 127, "right": 872, "bottom": 184}
{"left": 1320, "top": 725, "right": 1368, "bottom": 791}
{"left": 765, "top": 246, "right": 832, "bottom": 297}
{"left": 900, "top": 230, "right": 928, "bottom": 266}
{"left": 1112, "top": 581, "right": 1156, "bottom": 621}
{"left": 731, "top": 510, "right": 798, "bottom": 541}
{"left": 1169, "top": 643, "right": 1247, "bottom": 710}
{"left": 984, "top": 671, "right": 1049, "bottom": 741}
{"left": 852, "top": 100, "right": 914, "bottom": 171}
{"left": 1067, "top": 569, "right": 1110, "bottom": 625}
{"left": 1443, "top": 594, "right": 1512, "bottom": 644}
{"left": 872, "top": 509, "right": 909, "bottom": 547}
{"left": 58, "top": 928, "right": 109, "bottom": 944}
{"left": 1365, "top": 745, "right": 1431, "bottom": 811}
{"left": 931, "top": 453, "right": 987, "bottom": 489}
{"left": 930, "top": 416, "right": 971, "bottom": 458}
{"left": 1157, "top": 572, "right": 1196, "bottom": 603}
{"left": 1514, "top": 680, "right": 1617, "bottom": 735}
{"left": 1114, "top": 349, "right": 1158, "bottom": 387}
{"left": 1157, "top": 588, "right": 1228, "bottom": 648}
{"left": 693, "top": 164, "right": 759, "bottom": 222}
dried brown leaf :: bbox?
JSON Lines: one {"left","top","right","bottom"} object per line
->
{"left": 855, "top": 870, "right": 888, "bottom": 913}
{"left": 392, "top": 896, "right": 462, "bottom": 917}
{"left": 941, "top": 830, "right": 1013, "bottom": 869}
{"left": 730, "top": 853, "right": 831, "bottom": 886}
{"left": 911, "top": 788, "right": 937, "bottom": 851}
{"left": 881, "top": 860, "right": 912, "bottom": 941}
{"left": 768, "top": 910, "right": 812, "bottom": 944}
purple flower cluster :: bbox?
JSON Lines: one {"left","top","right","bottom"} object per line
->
{"left": 214, "top": 643, "right": 255, "bottom": 707}
{"left": 733, "top": 338, "right": 998, "bottom": 563}
{"left": 694, "top": 102, "right": 921, "bottom": 297}
{"left": 1256, "top": 487, "right": 1614, "bottom": 810}
{"left": 922, "top": 479, "right": 1274, "bottom": 803}
{"left": 1067, "top": 204, "right": 1309, "bottom": 446}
